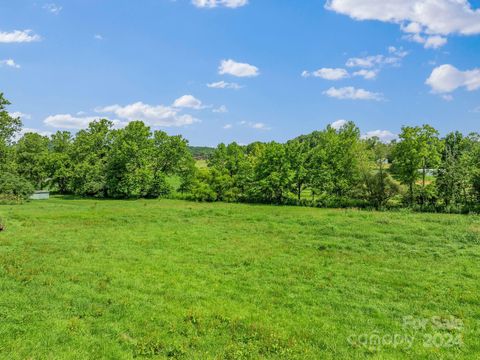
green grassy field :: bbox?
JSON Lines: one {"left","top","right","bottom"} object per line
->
{"left": 0, "top": 198, "right": 479, "bottom": 359}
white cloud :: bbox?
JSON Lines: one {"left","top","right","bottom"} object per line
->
{"left": 43, "top": 3, "right": 62, "bottom": 15}
{"left": 192, "top": 0, "right": 248, "bottom": 8}
{"left": 238, "top": 120, "right": 271, "bottom": 130}
{"left": 471, "top": 106, "right": 480, "bottom": 113}
{"left": 303, "top": 48, "right": 403, "bottom": 80}
{"left": 44, "top": 114, "right": 101, "bottom": 129}
{"left": 346, "top": 50, "right": 407, "bottom": 68}
{"left": 425, "top": 64, "right": 480, "bottom": 94}
{"left": 213, "top": 105, "right": 228, "bottom": 113}
{"left": 362, "top": 129, "right": 397, "bottom": 142}
{"left": 1, "top": 59, "right": 20, "bottom": 69}
{"left": 331, "top": 119, "right": 348, "bottom": 129}
{"left": 173, "top": 95, "right": 204, "bottom": 109}
{"left": 223, "top": 124, "right": 233, "bottom": 129}
{"left": 326, "top": 0, "right": 480, "bottom": 49}
{"left": 250, "top": 122, "right": 270, "bottom": 130}
{"left": 207, "top": 80, "right": 243, "bottom": 89}
{"left": 353, "top": 69, "right": 378, "bottom": 80}
{"left": 0, "top": 30, "right": 41, "bottom": 43}
{"left": 346, "top": 55, "right": 384, "bottom": 68}
{"left": 219, "top": 59, "right": 259, "bottom": 77}
{"left": 9, "top": 112, "right": 31, "bottom": 119}
{"left": 96, "top": 102, "right": 199, "bottom": 127}
{"left": 302, "top": 67, "right": 349, "bottom": 80}
{"left": 404, "top": 33, "right": 448, "bottom": 49}
{"left": 323, "top": 86, "right": 383, "bottom": 101}
{"left": 94, "top": 34, "right": 104, "bottom": 40}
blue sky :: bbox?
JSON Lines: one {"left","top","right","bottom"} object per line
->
{"left": 1, "top": 0, "right": 479, "bottom": 146}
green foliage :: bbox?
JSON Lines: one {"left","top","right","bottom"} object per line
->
{"left": 15, "top": 132, "right": 50, "bottom": 189}
{"left": 0, "top": 93, "right": 22, "bottom": 169}
{"left": 360, "top": 137, "right": 402, "bottom": 209}
{"left": 391, "top": 125, "right": 443, "bottom": 205}
{"left": 188, "top": 180, "right": 218, "bottom": 202}
{"left": 70, "top": 119, "right": 113, "bottom": 197}
{"left": 0, "top": 172, "right": 34, "bottom": 201}
{"left": 47, "top": 131, "right": 74, "bottom": 193}
{"left": 106, "top": 121, "right": 156, "bottom": 198}
{"left": 251, "top": 142, "right": 292, "bottom": 203}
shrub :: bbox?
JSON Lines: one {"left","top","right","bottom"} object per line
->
{"left": 0, "top": 172, "right": 35, "bottom": 202}
{"left": 187, "top": 182, "right": 217, "bottom": 202}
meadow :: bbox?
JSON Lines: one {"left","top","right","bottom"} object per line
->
{"left": 0, "top": 198, "right": 479, "bottom": 359}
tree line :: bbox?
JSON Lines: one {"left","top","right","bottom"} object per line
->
{"left": 189, "top": 123, "right": 479, "bottom": 213}
{"left": 1, "top": 93, "right": 479, "bottom": 212}
{"left": 0, "top": 94, "right": 195, "bottom": 201}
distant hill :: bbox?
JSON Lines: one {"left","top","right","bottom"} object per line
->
{"left": 189, "top": 146, "right": 215, "bottom": 160}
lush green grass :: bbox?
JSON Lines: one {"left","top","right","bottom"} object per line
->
{"left": 0, "top": 198, "right": 479, "bottom": 359}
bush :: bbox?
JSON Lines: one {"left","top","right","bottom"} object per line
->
{"left": 145, "top": 174, "right": 172, "bottom": 199}
{"left": 0, "top": 172, "right": 35, "bottom": 202}
{"left": 187, "top": 182, "right": 217, "bottom": 202}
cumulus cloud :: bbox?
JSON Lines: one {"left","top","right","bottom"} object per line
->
{"left": 346, "top": 49, "right": 407, "bottom": 68}
{"left": 323, "top": 86, "right": 383, "bottom": 100}
{"left": 43, "top": 3, "right": 62, "bottom": 15}
{"left": 0, "top": 30, "right": 41, "bottom": 43}
{"left": 44, "top": 114, "right": 101, "bottom": 129}
{"left": 302, "top": 67, "right": 349, "bottom": 80}
{"left": 45, "top": 99, "right": 200, "bottom": 130}
{"left": 172, "top": 95, "right": 204, "bottom": 109}
{"left": 331, "top": 119, "right": 349, "bottom": 129}
{"left": 94, "top": 34, "right": 104, "bottom": 41}
{"left": 346, "top": 55, "right": 384, "bottom": 68}
{"left": 404, "top": 33, "right": 447, "bottom": 49}
{"left": 219, "top": 59, "right": 259, "bottom": 77}
{"left": 303, "top": 48, "right": 404, "bottom": 80}
{"left": 223, "top": 124, "right": 233, "bottom": 129}
{"left": 238, "top": 120, "right": 271, "bottom": 130}
{"left": 425, "top": 64, "right": 480, "bottom": 94}
{"left": 1, "top": 59, "right": 20, "bottom": 69}
{"left": 96, "top": 102, "right": 199, "bottom": 127}
{"left": 353, "top": 69, "right": 378, "bottom": 80}
{"left": 250, "top": 122, "right": 269, "bottom": 130}
{"left": 213, "top": 105, "right": 228, "bottom": 113}
{"left": 207, "top": 80, "right": 243, "bottom": 89}
{"left": 326, "top": 0, "right": 480, "bottom": 49}
{"left": 192, "top": 0, "right": 248, "bottom": 8}
{"left": 362, "top": 129, "right": 397, "bottom": 142}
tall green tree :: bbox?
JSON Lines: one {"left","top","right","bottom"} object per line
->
{"left": 361, "top": 137, "right": 400, "bottom": 209}
{"left": 106, "top": 121, "right": 157, "bottom": 198}
{"left": 436, "top": 132, "right": 469, "bottom": 207}
{"left": 15, "top": 132, "right": 50, "bottom": 189}
{"left": 252, "top": 142, "right": 292, "bottom": 204}
{"left": 0, "top": 93, "right": 21, "bottom": 170}
{"left": 391, "top": 125, "right": 442, "bottom": 205}
{"left": 286, "top": 140, "right": 309, "bottom": 201}
{"left": 308, "top": 122, "right": 362, "bottom": 198}
{"left": 70, "top": 119, "right": 113, "bottom": 197}
{"left": 47, "top": 131, "right": 74, "bottom": 193}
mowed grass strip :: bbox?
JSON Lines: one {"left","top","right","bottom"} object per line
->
{"left": 0, "top": 198, "right": 479, "bottom": 359}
